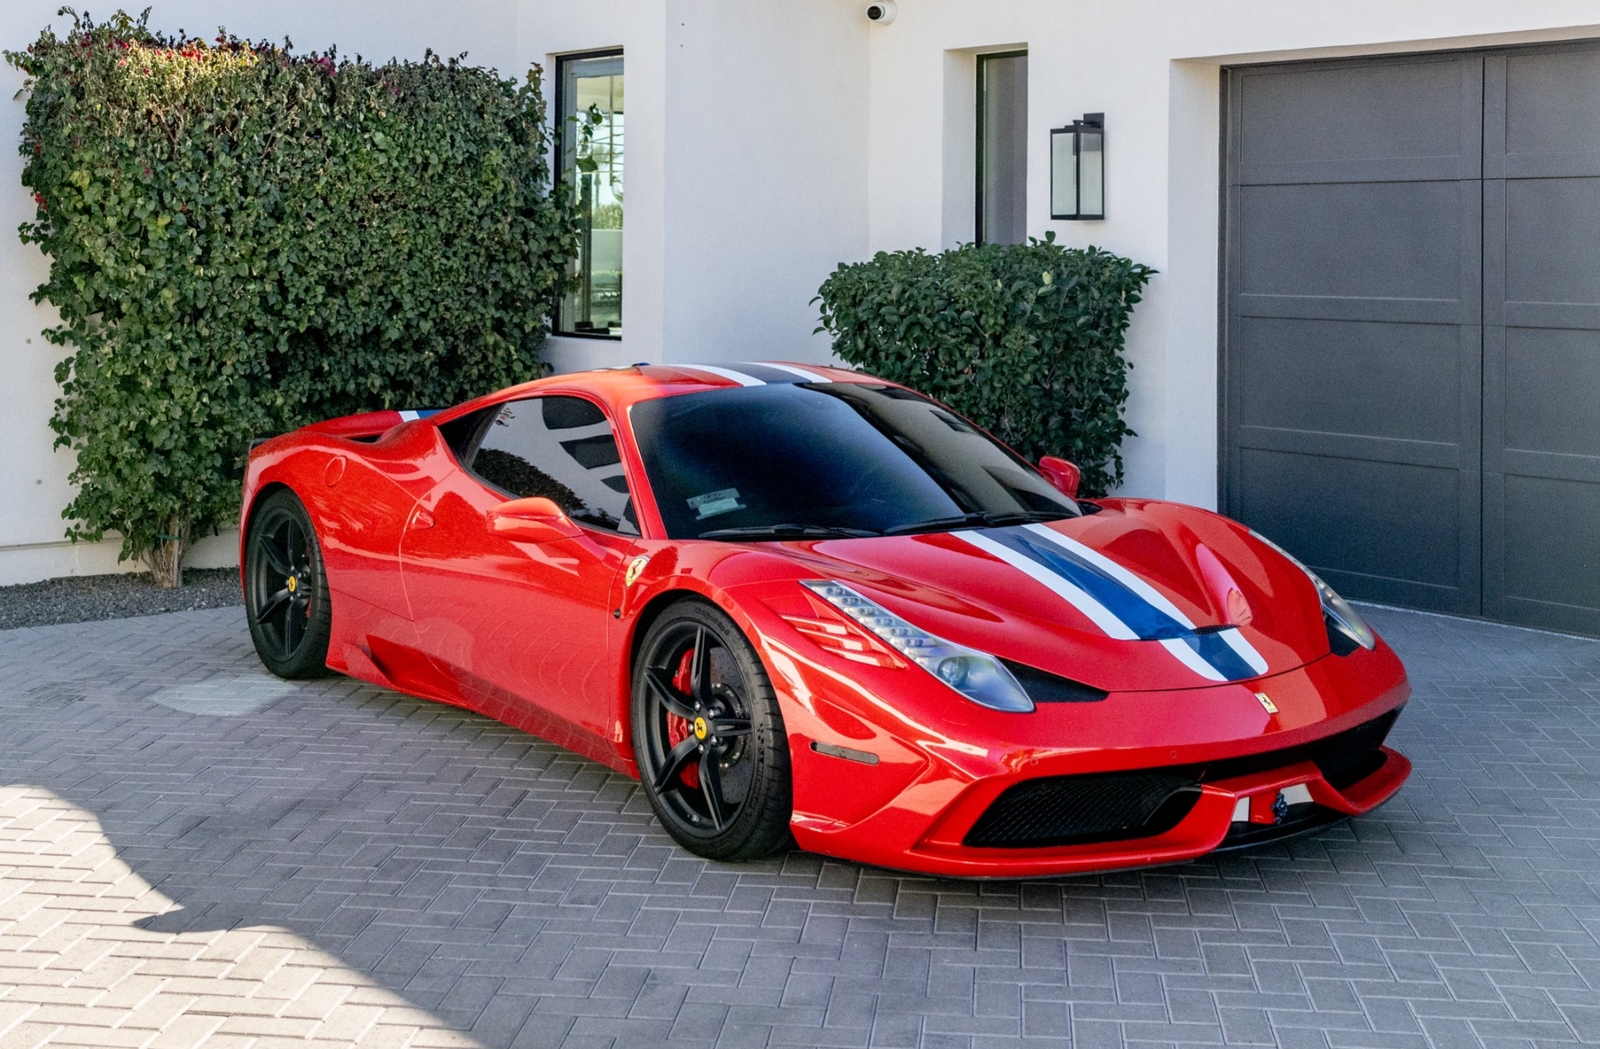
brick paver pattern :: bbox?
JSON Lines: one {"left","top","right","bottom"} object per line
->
{"left": 0, "top": 605, "right": 1595, "bottom": 1049}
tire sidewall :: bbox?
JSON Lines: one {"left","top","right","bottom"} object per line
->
{"left": 632, "top": 599, "right": 792, "bottom": 861}
{"left": 244, "top": 489, "right": 333, "bottom": 679}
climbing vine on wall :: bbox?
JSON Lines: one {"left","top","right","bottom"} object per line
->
{"left": 8, "top": 8, "right": 580, "bottom": 585}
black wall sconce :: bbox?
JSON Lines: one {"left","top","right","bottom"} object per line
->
{"left": 1050, "top": 113, "right": 1104, "bottom": 220}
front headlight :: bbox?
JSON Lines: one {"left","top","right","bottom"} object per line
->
{"left": 1248, "top": 531, "right": 1376, "bottom": 651}
{"left": 801, "top": 580, "right": 1035, "bottom": 712}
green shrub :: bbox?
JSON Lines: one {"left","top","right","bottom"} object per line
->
{"left": 7, "top": 9, "right": 580, "bottom": 585}
{"left": 815, "top": 234, "right": 1155, "bottom": 496}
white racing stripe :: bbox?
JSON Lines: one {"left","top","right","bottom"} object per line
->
{"left": 689, "top": 365, "right": 767, "bottom": 387}
{"left": 757, "top": 362, "right": 834, "bottom": 382}
{"left": 959, "top": 532, "right": 1139, "bottom": 640}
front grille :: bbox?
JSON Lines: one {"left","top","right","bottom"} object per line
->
{"left": 1191, "top": 709, "right": 1400, "bottom": 787}
{"left": 965, "top": 772, "right": 1200, "bottom": 849}
{"left": 963, "top": 708, "right": 1401, "bottom": 849}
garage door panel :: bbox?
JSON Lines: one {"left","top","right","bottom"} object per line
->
{"left": 1481, "top": 47, "right": 1600, "bottom": 633}
{"left": 1489, "top": 49, "right": 1600, "bottom": 179}
{"left": 1501, "top": 328, "right": 1600, "bottom": 460}
{"left": 1237, "top": 449, "right": 1469, "bottom": 611}
{"left": 1498, "top": 474, "right": 1600, "bottom": 628}
{"left": 1235, "top": 295, "right": 1467, "bottom": 326}
{"left": 1237, "top": 181, "right": 1473, "bottom": 306}
{"left": 1503, "top": 178, "right": 1600, "bottom": 308}
{"left": 1237, "top": 428, "right": 1461, "bottom": 471}
{"left": 1238, "top": 57, "right": 1480, "bottom": 185}
{"left": 1235, "top": 317, "right": 1462, "bottom": 444}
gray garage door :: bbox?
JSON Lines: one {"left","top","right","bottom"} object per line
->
{"left": 1223, "top": 44, "right": 1600, "bottom": 636}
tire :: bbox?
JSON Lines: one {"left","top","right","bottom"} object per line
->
{"left": 632, "top": 600, "right": 792, "bottom": 861}
{"left": 244, "top": 489, "right": 333, "bottom": 679}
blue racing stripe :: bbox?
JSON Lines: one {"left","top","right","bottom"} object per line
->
{"left": 1180, "top": 631, "right": 1261, "bottom": 682}
{"left": 977, "top": 528, "right": 1190, "bottom": 641}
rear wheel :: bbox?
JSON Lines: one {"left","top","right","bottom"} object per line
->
{"left": 632, "top": 601, "right": 792, "bottom": 861}
{"left": 244, "top": 489, "right": 332, "bottom": 679}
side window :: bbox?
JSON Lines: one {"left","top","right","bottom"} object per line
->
{"left": 976, "top": 50, "right": 1028, "bottom": 245}
{"left": 468, "top": 395, "right": 639, "bottom": 535}
{"left": 556, "top": 50, "right": 624, "bottom": 337}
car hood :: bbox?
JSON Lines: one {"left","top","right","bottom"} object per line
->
{"left": 741, "top": 499, "right": 1333, "bottom": 693}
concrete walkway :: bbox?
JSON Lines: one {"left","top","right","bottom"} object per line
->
{"left": 0, "top": 605, "right": 1595, "bottom": 1049}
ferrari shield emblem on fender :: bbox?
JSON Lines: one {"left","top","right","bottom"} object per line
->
{"left": 624, "top": 555, "right": 650, "bottom": 588}
{"left": 1254, "top": 691, "right": 1279, "bottom": 714}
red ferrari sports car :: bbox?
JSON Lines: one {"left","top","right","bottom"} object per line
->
{"left": 241, "top": 362, "right": 1410, "bottom": 877}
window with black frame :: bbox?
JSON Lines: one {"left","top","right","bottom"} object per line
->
{"left": 976, "top": 50, "right": 1027, "bottom": 246}
{"left": 556, "top": 51, "right": 624, "bottom": 338}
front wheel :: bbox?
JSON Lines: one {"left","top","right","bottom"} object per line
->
{"left": 632, "top": 601, "right": 792, "bottom": 861}
{"left": 244, "top": 489, "right": 333, "bottom": 679}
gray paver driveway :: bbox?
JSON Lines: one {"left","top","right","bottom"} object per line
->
{"left": 0, "top": 604, "right": 1597, "bottom": 1049}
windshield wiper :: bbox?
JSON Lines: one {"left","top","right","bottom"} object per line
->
{"left": 881, "top": 509, "right": 1072, "bottom": 536}
{"left": 697, "top": 524, "right": 881, "bottom": 541}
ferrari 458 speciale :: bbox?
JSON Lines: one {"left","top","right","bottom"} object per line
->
{"left": 241, "top": 361, "right": 1410, "bottom": 877}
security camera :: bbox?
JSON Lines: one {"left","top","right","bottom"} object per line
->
{"left": 865, "top": 1, "right": 897, "bottom": 24}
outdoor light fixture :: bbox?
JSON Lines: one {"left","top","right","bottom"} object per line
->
{"left": 1051, "top": 113, "right": 1105, "bottom": 220}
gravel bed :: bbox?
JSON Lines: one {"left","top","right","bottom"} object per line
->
{"left": 0, "top": 568, "right": 242, "bottom": 630}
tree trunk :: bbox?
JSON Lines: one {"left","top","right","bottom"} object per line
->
{"left": 145, "top": 517, "right": 189, "bottom": 589}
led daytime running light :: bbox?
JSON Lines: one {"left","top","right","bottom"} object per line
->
{"left": 1248, "top": 530, "right": 1376, "bottom": 651}
{"left": 801, "top": 580, "right": 1034, "bottom": 712}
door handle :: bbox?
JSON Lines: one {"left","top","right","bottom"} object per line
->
{"left": 410, "top": 508, "right": 435, "bottom": 530}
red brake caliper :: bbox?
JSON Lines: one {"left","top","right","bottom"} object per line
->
{"left": 666, "top": 649, "right": 700, "bottom": 789}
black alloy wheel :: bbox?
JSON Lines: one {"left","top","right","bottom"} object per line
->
{"left": 632, "top": 601, "right": 792, "bottom": 861}
{"left": 244, "top": 489, "right": 332, "bottom": 679}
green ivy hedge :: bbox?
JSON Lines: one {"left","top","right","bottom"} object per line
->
{"left": 7, "top": 9, "right": 580, "bottom": 585}
{"left": 815, "top": 234, "right": 1155, "bottom": 497}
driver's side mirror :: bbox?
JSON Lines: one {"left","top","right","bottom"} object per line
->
{"left": 485, "top": 496, "right": 583, "bottom": 543}
{"left": 1037, "top": 456, "right": 1082, "bottom": 500}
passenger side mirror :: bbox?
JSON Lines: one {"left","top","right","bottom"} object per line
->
{"left": 1037, "top": 456, "right": 1082, "bottom": 500}
{"left": 485, "top": 496, "right": 583, "bottom": 543}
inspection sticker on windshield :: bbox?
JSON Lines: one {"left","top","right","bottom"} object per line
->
{"left": 688, "top": 488, "right": 744, "bottom": 520}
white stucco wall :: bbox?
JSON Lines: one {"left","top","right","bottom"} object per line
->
{"left": 659, "top": 0, "right": 868, "bottom": 365}
{"left": 518, "top": 0, "right": 669, "bottom": 375}
{"left": 531, "top": 0, "right": 868, "bottom": 373}
{"left": 863, "top": 1, "right": 1600, "bottom": 508}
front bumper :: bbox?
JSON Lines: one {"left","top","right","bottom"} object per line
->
{"left": 768, "top": 632, "right": 1411, "bottom": 879}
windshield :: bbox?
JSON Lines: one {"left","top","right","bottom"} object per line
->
{"left": 629, "top": 383, "right": 1080, "bottom": 540}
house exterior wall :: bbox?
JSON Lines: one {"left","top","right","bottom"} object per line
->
{"left": 530, "top": 0, "right": 868, "bottom": 373}
{"left": 865, "top": 0, "right": 1600, "bottom": 509}
{"left": 4, "top": 0, "right": 1600, "bottom": 584}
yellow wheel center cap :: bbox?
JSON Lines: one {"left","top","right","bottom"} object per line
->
{"left": 692, "top": 716, "right": 708, "bottom": 740}
{"left": 287, "top": 576, "right": 298, "bottom": 594}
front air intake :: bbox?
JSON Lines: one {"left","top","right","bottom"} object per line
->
{"left": 965, "top": 773, "right": 1201, "bottom": 848}
{"left": 964, "top": 709, "right": 1401, "bottom": 849}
